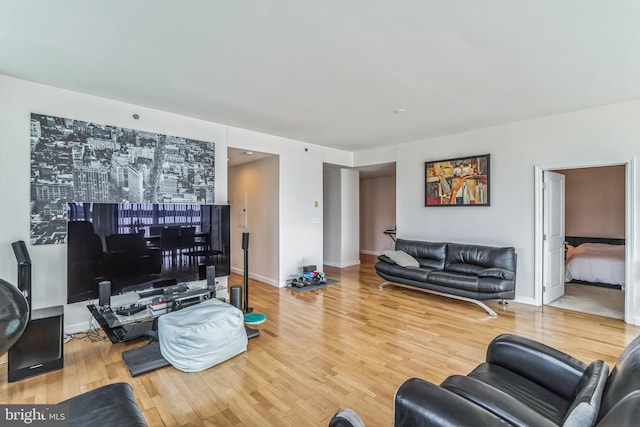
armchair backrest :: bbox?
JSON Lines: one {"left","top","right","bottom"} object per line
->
{"left": 598, "top": 334, "right": 640, "bottom": 421}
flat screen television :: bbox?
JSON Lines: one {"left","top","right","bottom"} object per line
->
{"left": 66, "top": 202, "right": 230, "bottom": 304}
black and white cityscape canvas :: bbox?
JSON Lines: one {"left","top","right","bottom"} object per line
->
{"left": 30, "top": 113, "right": 216, "bottom": 245}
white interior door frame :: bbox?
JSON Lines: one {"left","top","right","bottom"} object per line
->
{"left": 534, "top": 158, "right": 636, "bottom": 324}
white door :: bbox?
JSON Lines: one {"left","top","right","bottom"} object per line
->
{"left": 543, "top": 171, "right": 565, "bottom": 304}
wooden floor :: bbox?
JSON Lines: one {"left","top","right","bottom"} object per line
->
{"left": 2, "top": 254, "right": 640, "bottom": 426}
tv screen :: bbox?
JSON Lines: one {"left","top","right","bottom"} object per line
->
{"left": 66, "top": 202, "right": 230, "bottom": 304}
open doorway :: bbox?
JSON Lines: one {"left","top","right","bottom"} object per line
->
{"left": 227, "top": 147, "right": 280, "bottom": 286}
{"left": 358, "top": 162, "right": 396, "bottom": 257}
{"left": 536, "top": 162, "right": 633, "bottom": 322}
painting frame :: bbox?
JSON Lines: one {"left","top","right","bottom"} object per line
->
{"left": 425, "top": 153, "right": 490, "bottom": 207}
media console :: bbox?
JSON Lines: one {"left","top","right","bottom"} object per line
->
{"left": 88, "top": 283, "right": 216, "bottom": 343}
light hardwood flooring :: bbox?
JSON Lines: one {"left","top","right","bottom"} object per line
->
{"left": 2, "top": 254, "right": 640, "bottom": 426}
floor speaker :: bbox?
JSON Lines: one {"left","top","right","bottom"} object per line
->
{"left": 8, "top": 306, "right": 64, "bottom": 382}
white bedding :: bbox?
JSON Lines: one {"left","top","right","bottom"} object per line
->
{"left": 564, "top": 243, "right": 625, "bottom": 288}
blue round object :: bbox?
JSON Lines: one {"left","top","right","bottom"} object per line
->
{"left": 244, "top": 312, "right": 266, "bottom": 325}
{"left": 0, "top": 279, "right": 29, "bottom": 356}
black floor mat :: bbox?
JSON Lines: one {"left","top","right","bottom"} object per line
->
{"left": 122, "top": 342, "right": 170, "bottom": 377}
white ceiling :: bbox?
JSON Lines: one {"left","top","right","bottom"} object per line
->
{"left": 2, "top": 1, "right": 640, "bottom": 152}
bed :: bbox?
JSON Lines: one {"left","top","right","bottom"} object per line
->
{"left": 564, "top": 236, "right": 625, "bottom": 290}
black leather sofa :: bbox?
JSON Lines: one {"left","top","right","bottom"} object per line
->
{"left": 61, "top": 382, "right": 147, "bottom": 426}
{"left": 329, "top": 333, "right": 640, "bottom": 427}
{"left": 375, "top": 239, "right": 516, "bottom": 316}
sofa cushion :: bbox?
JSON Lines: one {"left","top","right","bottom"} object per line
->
{"left": 478, "top": 267, "right": 515, "bottom": 280}
{"left": 446, "top": 243, "right": 516, "bottom": 271}
{"left": 441, "top": 375, "right": 559, "bottom": 427}
{"left": 395, "top": 239, "right": 447, "bottom": 269}
{"left": 468, "top": 363, "right": 570, "bottom": 424}
{"left": 375, "top": 261, "right": 431, "bottom": 282}
{"left": 446, "top": 262, "right": 485, "bottom": 275}
{"left": 426, "top": 271, "right": 479, "bottom": 292}
{"left": 562, "top": 360, "right": 609, "bottom": 427}
{"left": 382, "top": 250, "right": 420, "bottom": 267}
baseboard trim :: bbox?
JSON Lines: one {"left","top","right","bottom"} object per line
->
{"left": 360, "top": 250, "right": 382, "bottom": 256}
{"left": 513, "top": 296, "right": 537, "bottom": 306}
{"left": 230, "top": 266, "right": 281, "bottom": 287}
{"left": 324, "top": 260, "right": 361, "bottom": 268}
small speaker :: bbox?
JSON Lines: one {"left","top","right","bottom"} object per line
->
{"left": 242, "top": 232, "right": 249, "bottom": 250}
{"left": 230, "top": 285, "right": 242, "bottom": 310}
{"left": 206, "top": 265, "right": 216, "bottom": 287}
{"left": 98, "top": 281, "right": 111, "bottom": 308}
{"left": 206, "top": 265, "right": 216, "bottom": 298}
{"left": 303, "top": 265, "right": 316, "bottom": 273}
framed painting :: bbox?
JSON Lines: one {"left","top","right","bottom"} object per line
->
{"left": 425, "top": 154, "right": 490, "bottom": 206}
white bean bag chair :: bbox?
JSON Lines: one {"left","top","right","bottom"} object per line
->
{"left": 158, "top": 299, "right": 248, "bottom": 372}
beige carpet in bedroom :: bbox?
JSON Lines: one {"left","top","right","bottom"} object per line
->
{"left": 547, "top": 283, "right": 624, "bottom": 319}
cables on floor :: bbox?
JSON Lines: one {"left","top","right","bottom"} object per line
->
{"left": 63, "top": 316, "right": 109, "bottom": 343}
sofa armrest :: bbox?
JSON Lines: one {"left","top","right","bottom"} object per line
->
{"left": 487, "top": 334, "right": 588, "bottom": 399}
{"left": 60, "top": 382, "right": 147, "bottom": 427}
{"left": 394, "top": 378, "right": 513, "bottom": 427}
{"left": 377, "top": 254, "right": 395, "bottom": 264}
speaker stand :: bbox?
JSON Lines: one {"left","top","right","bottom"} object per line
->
{"left": 243, "top": 240, "right": 253, "bottom": 314}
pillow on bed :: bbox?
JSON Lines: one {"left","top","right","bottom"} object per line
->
{"left": 382, "top": 250, "right": 420, "bottom": 267}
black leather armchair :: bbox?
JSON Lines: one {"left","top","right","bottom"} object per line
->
{"left": 330, "top": 333, "right": 640, "bottom": 427}
{"left": 60, "top": 382, "right": 147, "bottom": 426}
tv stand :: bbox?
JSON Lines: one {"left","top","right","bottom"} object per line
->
{"left": 88, "top": 283, "right": 216, "bottom": 344}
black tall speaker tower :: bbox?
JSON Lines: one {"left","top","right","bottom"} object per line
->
{"left": 11, "top": 240, "right": 32, "bottom": 320}
{"left": 9, "top": 240, "right": 64, "bottom": 382}
{"left": 242, "top": 232, "right": 252, "bottom": 314}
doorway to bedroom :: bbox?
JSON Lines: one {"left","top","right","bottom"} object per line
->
{"left": 538, "top": 163, "right": 628, "bottom": 320}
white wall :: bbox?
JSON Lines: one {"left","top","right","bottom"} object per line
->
{"left": 228, "top": 127, "right": 326, "bottom": 285}
{"left": 340, "top": 168, "right": 360, "bottom": 267}
{"left": 323, "top": 166, "right": 342, "bottom": 266}
{"left": 360, "top": 175, "right": 396, "bottom": 255}
{"left": 228, "top": 156, "right": 279, "bottom": 285}
{"left": 372, "top": 100, "right": 639, "bottom": 323}
{"left": 323, "top": 166, "right": 360, "bottom": 268}
{"left": 0, "top": 75, "right": 348, "bottom": 331}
